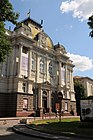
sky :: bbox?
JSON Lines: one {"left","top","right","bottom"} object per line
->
{"left": 6, "top": 0, "right": 93, "bottom": 79}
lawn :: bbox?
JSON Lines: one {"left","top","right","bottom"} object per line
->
{"left": 28, "top": 117, "right": 93, "bottom": 138}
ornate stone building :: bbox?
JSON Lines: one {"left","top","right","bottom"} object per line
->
{"left": 0, "top": 17, "right": 76, "bottom": 117}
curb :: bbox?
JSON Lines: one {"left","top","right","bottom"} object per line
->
{"left": 26, "top": 124, "right": 93, "bottom": 140}
{"left": 12, "top": 125, "right": 70, "bottom": 140}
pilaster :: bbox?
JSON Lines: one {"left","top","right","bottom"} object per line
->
{"left": 38, "top": 88, "right": 42, "bottom": 108}
{"left": 65, "top": 64, "right": 67, "bottom": 88}
{"left": 36, "top": 54, "right": 39, "bottom": 82}
{"left": 18, "top": 44, "right": 22, "bottom": 77}
{"left": 47, "top": 91, "right": 51, "bottom": 110}
{"left": 28, "top": 50, "right": 32, "bottom": 79}
{"left": 59, "top": 62, "right": 61, "bottom": 86}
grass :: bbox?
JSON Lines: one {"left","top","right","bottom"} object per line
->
{"left": 28, "top": 117, "right": 93, "bottom": 138}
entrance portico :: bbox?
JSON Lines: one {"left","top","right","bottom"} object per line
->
{"left": 33, "top": 81, "right": 52, "bottom": 116}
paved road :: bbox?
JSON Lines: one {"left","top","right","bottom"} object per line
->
{"left": 0, "top": 119, "right": 91, "bottom": 140}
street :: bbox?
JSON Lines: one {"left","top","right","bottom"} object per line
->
{"left": 0, "top": 119, "right": 91, "bottom": 140}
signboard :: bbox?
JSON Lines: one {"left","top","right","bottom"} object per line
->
{"left": 61, "top": 67, "right": 65, "bottom": 84}
{"left": 21, "top": 54, "right": 28, "bottom": 76}
{"left": 80, "top": 99, "right": 93, "bottom": 121}
{"left": 22, "top": 56, "right": 28, "bottom": 71}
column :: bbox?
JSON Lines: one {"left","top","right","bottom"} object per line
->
{"left": 18, "top": 44, "right": 22, "bottom": 77}
{"left": 10, "top": 46, "right": 16, "bottom": 77}
{"left": 47, "top": 91, "right": 51, "bottom": 113}
{"left": 28, "top": 50, "right": 32, "bottom": 79}
{"left": 36, "top": 54, "right": 39, "bottom": 82}
{"left": 65, "top": 64, "right": 68, "bottom": 98}
{"left": 38, "top": 88, "right": 42, "bottom": 108}
{"left": 71, "top": 70, "right": 74, "bottom": 91}
{"left": 38, "top": 88, "right": 43, "bottom": 116}
{"left": 46, "top": 58, "right": 49, "bottom": 81}
{"left": 59, "top": 62, "right": 61, "bottom": 86}
{"left": 71, "top": 70, "right": 75, "bottom": 101}
{"left": 65, "top": 64, "right": 67, "bottom": 88}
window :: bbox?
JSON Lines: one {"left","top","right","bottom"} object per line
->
{"left": 40, "top": 58, "right": 44, "bottom": 73}
{"left": 16, "top": 62, "right": 18, "bottom": 75}
{"left": 22, "top": 46, "right": 28, "bottom": 54}
{"left": 67, "top": 69, "right": 70, "bottom": 83}
{"left": 23, "top": 99, "right": 28, "bottom": 111}
{"left": 49, "top": 61, "right": 53, "bottom": 76}
{"left": 22, "top": 82, "right": 27, "bottom": 93}
{"left": 65, "top": 102, "right": 68, "bottom": 111}
{"left": 39, "top": 57, "right": 46, "bottom": 74}
{"left": 32, "top": 52, "right": 36, "bottom": 71}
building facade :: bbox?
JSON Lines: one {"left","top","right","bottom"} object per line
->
{"left": 0, "top": 17, "right": 76, "bottom": 117}
{"left": 74, "top": 76, "right": 93, "bottom": 97}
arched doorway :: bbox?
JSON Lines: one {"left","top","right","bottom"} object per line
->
{"left": 42, "top": 91, "right": 47, "bottom": 113}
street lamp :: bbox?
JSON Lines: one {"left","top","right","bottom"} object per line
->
{"left": 58, "top": 92, "right": 63, "bottom": 122}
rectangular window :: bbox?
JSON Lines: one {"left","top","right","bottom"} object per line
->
{"left": 23, "top": 99, "right": 28, "bottom": 111}
{"left": 40, "top": 57, "right": 46, "bottom": 74}
{"left": 65, "top": 102, "right": 68, "bottom": 111}
{"left": 22, "top": 46, "right": 28, "bottom": 54}
{"left": 16, "top": 62, "right": 18, "bottom": 76}
{"left": 40, "top": 62, "right": 44, "bottom": 73}
{"left": 22, "top": 82, "right": 27, "bottom": 93}
{"left": 32, "top": 58, "right": 35, "bottom": 70}
{"left": 67, "top": 69, "right": 70, "bottom": 83}
{"left": 31, "top": 52, "right": 36, "bottom": 71}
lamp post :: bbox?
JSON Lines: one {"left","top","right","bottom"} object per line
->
{"left": 58, "top": 92, "right": 63, "bottom": 122}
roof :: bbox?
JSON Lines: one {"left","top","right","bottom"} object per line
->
{"left": 74, "top": 76, "right": 93, "bottom": 82}
{"left": 20, "top": 17, "right": 42, "bottom": 28}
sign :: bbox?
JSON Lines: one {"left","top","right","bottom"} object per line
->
{"left": 61, "top": 67, "right": 65, "bottom": 82}
{"left": 22, "top": 56, "right": 28, "bottom": 71}
{"left": 21, "top": 53, "right": 28, "bottom": 76}
{"left": 80, "top": 99, "right": 93, "bottom": 121}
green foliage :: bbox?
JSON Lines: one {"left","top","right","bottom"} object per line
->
{"left": 74, "top": 81, "right": 85, "bottom": 115}
{"left": 0, "top": 0, "right": 19, "bottom": 24}
{"left": 0, "top": 22, "right": 12, "bottom": 62}
{"left": 87, "top": 14, "right": 93, "bottom": 38}
{"left": 0, "top": 0, "right": 19, "bottom": 62}
{"left": 74, "top": 81, "right": 85, "bottom": 99}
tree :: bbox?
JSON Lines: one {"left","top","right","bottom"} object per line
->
{"left": 87, "top": 14, "right": 93, "bottom": 38}
{"left": 74, "top": 81, "right": 85, "bottom": 115}
{"left": 0, "top": 0, "right": 19, "bottom": 62}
